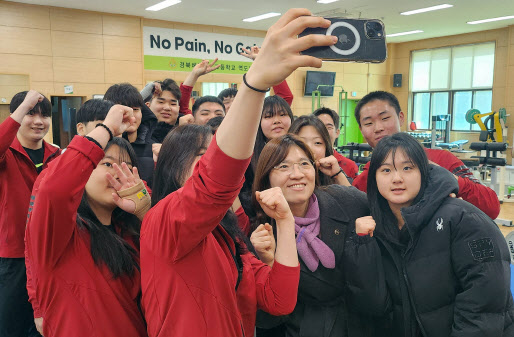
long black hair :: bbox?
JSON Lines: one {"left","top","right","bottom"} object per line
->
{"left": 151, "top": 124, "right": 212, "bottom": 206}
{"left": 151, "top": 124, "right": 253, "bottom": 256}
{"left": 77, "top": 137, "right": 141, "bottom": 278}
{"left": 289, "top": 115, "right": 334, "bottom": 186}
{"left": 367, "top": 133, "right": 429, "bottom": 240}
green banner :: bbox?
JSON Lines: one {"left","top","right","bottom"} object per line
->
{"left": 144, "top": 55, "right": 252, "bottom": 74}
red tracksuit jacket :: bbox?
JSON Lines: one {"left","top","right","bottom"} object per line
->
{"left": 179, "top": 79, "right": 293, "bottom": 115}
{"left": 333, "top": 150, "right": 359, "bottom": 180}
{"left": 25, "top": 136, "right": 147, "bottom": 337}
{"left": 0, "top": 117, "right": 60, "bottom": 258}
{"left": 25, "top": 170, "right": 153, "bottom": 321}
{"left": 140, "top": 137, "right": 300, "bottom": 337}
{"left": 352, "top": 148, "right": 500, "bottom": 219}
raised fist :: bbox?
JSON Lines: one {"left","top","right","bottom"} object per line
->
{"left": 355, "top": 216, "right": 376, "bottom": 237}
{"left": 316, "top": 155, "right": 340, "bottom": 177}
{"left": 103, "top": 104, "right": 136, "bottom": 136}
{"left": 255, "top": 187, "right": 293, "bottom": 222}
{"left": 21, "top": 90, "right": 44, "bottom": 111}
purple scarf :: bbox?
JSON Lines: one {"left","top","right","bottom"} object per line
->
{"left": 294, "top": 195, "right": 336, "bottom": 272}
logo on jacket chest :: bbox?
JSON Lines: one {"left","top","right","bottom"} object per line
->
{"left": 436, "top": 217, "right": 444, "bottom": 232}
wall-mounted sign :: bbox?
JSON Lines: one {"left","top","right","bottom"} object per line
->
{"left": 64, "top": 85, "right": 73, "bottom": 94}
{"left": 143, "top": 27, "right": 264, "bottom": 74}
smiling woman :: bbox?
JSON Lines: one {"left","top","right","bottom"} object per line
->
{"left": 251, "top": 134, "right": 370, "bottom": 337}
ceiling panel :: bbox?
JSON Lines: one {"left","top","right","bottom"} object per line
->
{"left": 7, "top": 0, "right": 514, "bottom": 43}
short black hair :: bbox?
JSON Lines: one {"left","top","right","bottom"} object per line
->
{"left": 192, "top": 96, "right": 225, "bottom": 116}
{"left": 145, "top": 78, "right": 181, "bottom": 103}
{"left": 76, "top": 99, "right": 114, "bottom": 124}
{"left": 354, "top": 91, "right": 402, "bottom": 126}
{"left": 313, "top": 107, "right": 340, "bottom": 128}
{"left": 10, "top": 91, "right": 52, "bottom": 117}
{"left": 218, "top": 88, "right": 238, "bottom": 101}
{"left": 206, "top": 116, "right": 224, "bottom": 133}
{"left": 157, "top": 78, "right": 181, "bottom": 102}
{"left": 104, "top": 83, "right": 144, "bottom": 109}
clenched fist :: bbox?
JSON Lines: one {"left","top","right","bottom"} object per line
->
{"left": 355, "top": 216, "right": 376, "bottom": 237}
{"left": 250, "top": 223, "right": 276, "bottom": 266}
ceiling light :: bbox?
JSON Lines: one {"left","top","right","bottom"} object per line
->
{"left": 387, "top": 30, "right": 424, "bottom": 37}
{"left": 467, "top": 15, "right": 514, "bottom": 25}
{"left": 146, "top": 0, "right": 181, "bottom": 11}
{"left": 243, "top": 12, "right": 281, "bottom": 22}
{"left": 317, "top": 0, "right": 340, "bottom": 4}
{"left": 401, "top": 4, "right": 453, "bottom": 16}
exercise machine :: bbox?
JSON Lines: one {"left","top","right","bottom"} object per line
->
{"left": 437, "top": 139, "right": 469, "bottom": 151}
{"left": 341, "top": 142, "right": 372, "bottom": 166}
{"left": 469, "top": 141, "right": 512, "bottom": 226}
{"left": 465, "top": 108, "right": 508, "bottom": 142}
{"left": 430, "top": 114, "right": 451, "bottom": 149}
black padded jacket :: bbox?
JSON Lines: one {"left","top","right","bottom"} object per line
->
{"left": 344, "top": 165, "right": 514, "bottom": 337}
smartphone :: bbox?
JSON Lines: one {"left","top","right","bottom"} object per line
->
{"left": 299, "top": 18, "right": 387, "bottom": 63}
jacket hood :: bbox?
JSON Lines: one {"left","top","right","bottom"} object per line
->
{"left": 135, "top": 104, "right": 157, "bottom": 144}
{"left": 401, "top": 165, "right": 459, "bottom": 234}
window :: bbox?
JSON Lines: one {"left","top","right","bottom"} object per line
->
{"left": 202, "top": 82, "right": 229, "bottom": 96}
{"left": 410, "top": 42, "right": 494, "bottom": 131}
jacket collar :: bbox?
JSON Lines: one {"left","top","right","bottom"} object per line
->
{"left": 314, "top": 187, "right": 350, "bottom": 259}
{"left": 10, "top": 135, "right": 60, "bottom": 163}
{"left": 315, "top": 187, "right": 350, "bottom": 224}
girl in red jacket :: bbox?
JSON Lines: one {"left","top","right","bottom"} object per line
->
{"left": 146, "top": 124, "right": 299, "bottom": 337}
{"left": 140, "top": 9, "right": 338, "bottom": 337}
{"left": 25, "top": 103, "right": 151, "bottom": 337}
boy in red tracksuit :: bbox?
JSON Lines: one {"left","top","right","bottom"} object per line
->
{"left": 0, "top": 90, "right": 60, "bottom": 337}
{"left": 352, "top": 90, "right": 500, "bottom": 220}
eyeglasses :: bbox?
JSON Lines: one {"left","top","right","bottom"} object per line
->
{"left": 273, "top": 160, "right": 314, "bottom": 174}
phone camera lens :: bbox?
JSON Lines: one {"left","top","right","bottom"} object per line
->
{"left": 366, "top": 21, "right": 383, "bottom": 39}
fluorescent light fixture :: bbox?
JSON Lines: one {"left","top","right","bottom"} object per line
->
{"left": 243, "top": 12, "right": 281, "bottom": 22}
{"left": 387, "top": 30, "right": 423, "bottom": 37}
{"left": 317, "top": 0, "right": 339, "bottom": 4}
{"left": 146, "top": 0, "right": 181, "bottom": 11}
{"left": 467, "top": 15, "right": 514, "bottom": 25}
{"left": 401, "top": 4, "right": 453, "bottom": 16}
